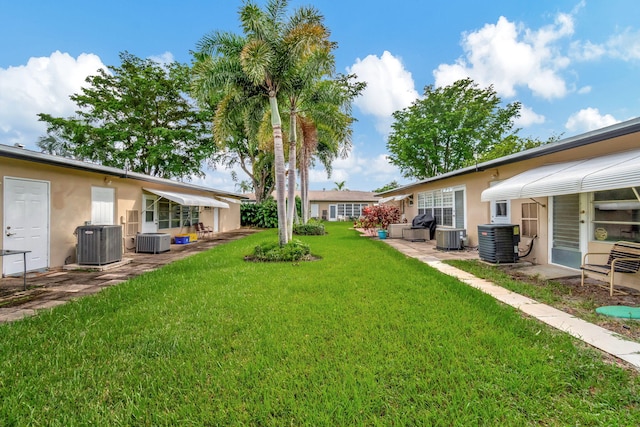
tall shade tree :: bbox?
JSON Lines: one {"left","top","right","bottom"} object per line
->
{"left": 387, "top": 78, "right": 521, "bottom": 179}
{"left": 38, "top": 52, "right": 213, "bottom": 179}
{"left": 193, "top": 0, "right": 334, "bottom": 245}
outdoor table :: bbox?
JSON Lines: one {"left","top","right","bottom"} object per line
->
{"left": 0, "top": 249, "right": 31, "bottom": 290}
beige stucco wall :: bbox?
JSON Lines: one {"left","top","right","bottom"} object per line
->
{"left": 383, "top": 134, "right": 640, "bottom": 288}
{"left": 1, "top": 157, "right": 242, "bottom": 271}
{"left": 310, "top": 201, "right": 375, "bottom": 220}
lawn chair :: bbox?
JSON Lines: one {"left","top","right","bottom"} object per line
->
{"left": 195, "top": 222, "right": 213, "bottom": 239}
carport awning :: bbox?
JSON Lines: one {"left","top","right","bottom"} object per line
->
{"left": 143, "top": 188, "right": 230, "bottom": 208}
{"left": 481, "top": 149, "right": 640, "bottom": 201}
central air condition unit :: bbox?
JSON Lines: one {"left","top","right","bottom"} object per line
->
{"left": 477, "top": 224, "right": 521, "bottom": 264}
{"left": 136, "top": 233, "right": 171, "bottom": 254}
{"left": 435, "top": 227, "right": 466, "bottom": 251}
{"left": 76, "top": 225, "right": 123, "bottom": 265}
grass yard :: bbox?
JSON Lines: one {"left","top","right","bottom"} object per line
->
{"left": 1, "top": 223, "right": 640, "bottom": 425}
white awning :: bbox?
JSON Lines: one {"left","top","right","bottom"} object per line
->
{"left": 378, "top": 194, "right": 411, "bottom": 204}
{"left": 143, "top": 188, "right": 230, "bottom": 208}
{"left": 217, "top": 196, "right": 242, "bottom": 204}
{"left": 481, "top": 149, "right": 640, "bottom": 201}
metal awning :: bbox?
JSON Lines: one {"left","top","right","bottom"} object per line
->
{"left": 217, "top": 196, "right": 242, "bottom": 204}
{"left": 481, "top": 149, "right": 640, "bottom": 201}
{"left": 379, "top": 194, "right": 411, "bottom": 204}
{"left": 143, "top": 188, "right": 230, "bottom": 208}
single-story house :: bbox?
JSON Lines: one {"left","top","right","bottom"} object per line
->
{"left": 378, "top": 117, "right": 640, "bottom": 289}
{"left": 1, "top": 143, "right": 245, "bottom": 276}
{"left": 244, "top": 190, "right": 380, "bottom": 221}
{"left": 307, "top": 190, "right": 379, "bottom": 221}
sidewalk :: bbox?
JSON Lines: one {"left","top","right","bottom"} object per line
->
{"left": 380, "top": 236, "right": 640, "bottom": 370}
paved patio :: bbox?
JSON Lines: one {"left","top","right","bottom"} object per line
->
{"left": 2, "top": 228, "right": 640, "bottom": 369}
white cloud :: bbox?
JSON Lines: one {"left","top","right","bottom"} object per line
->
{"left": 347, "top": 51, "right": 419, "bottom": 135}
{"left": 577, "top": 85, "right": 591, "bottom": 95}
{"left": 565, "top": 107, "right": 620, "bottom": 133}
{"left": 0, "top": 51, "right": 105, "bottom": 148}
{"left": 515, "top": 105, "right": 545, "bottom": 127}
{"left": 309, "top": 147, "right": 402, "bottom": 191}
{"left": 434, "top": 12, "right": 575, "bottom": 100}
{"left": 572, "top": 28, "right": 640, "bottom": 62}
{"left": 148, "top": 51, "right": 175, "bottom": 65}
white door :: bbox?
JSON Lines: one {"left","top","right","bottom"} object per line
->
{"left": 310, "top": 204, "right": 319, "bottom": 219}
{"left": 491, "top": 199, "right": 511, "bottom": 224}
{"left": 3, "top": 177, "right": 49, "bottom": 275}
{"left": 213, "top": 207, "right": 219, "bottom": 232}
{"left": 142, "top": 195, "right": 158, "bottom": 233}
{"left": 329, "top": 204, "right": 337, "bottom": 221}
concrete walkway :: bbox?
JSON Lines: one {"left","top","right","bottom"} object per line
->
{"left": 382, "top": 237, "right": 640, "bottom": 370}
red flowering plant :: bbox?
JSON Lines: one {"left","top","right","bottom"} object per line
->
{"left": 356, "top": 205, "right": 401, "bottom": 234}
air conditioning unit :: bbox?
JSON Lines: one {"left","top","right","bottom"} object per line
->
{"left": 76, "top": 225, "right": 123, "bottom": 265}
{"left": 436, "top": 227, "right": 466, "bottom": 251}
{"left": 477, "top": 224, "right": 521, "bottom": 263}
{"left": 136, "top": 233, "right": 171, "bottom": 254}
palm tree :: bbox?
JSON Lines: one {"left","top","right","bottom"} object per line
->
{"left": 295, "top": 74, "right": 365, "bottom": 223}
{"left": 209, "top": 0, "right": 332, "bottom": 245}
{"left": 334, "top": 180, "right": 347, "bottom": 191}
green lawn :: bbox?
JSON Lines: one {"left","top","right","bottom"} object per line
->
{"left": 1, "top": 223, "right": 639, "bottom": 425}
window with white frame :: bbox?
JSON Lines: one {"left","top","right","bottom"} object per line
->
{"left": 158, "top": 200, "right": 200, "bottom": 229}
{"left": 417, "top": 188, "right": 462, "bottom": 227}
{"left": 592, "top": 188, "right": 640, "bottom": 243}
{"left": 337, "top": 203, "right": 369, "bottom": 219}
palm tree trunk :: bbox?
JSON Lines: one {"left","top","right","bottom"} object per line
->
{"left": 269, "top": 94, "right": 288, "bottom": 245}
{"left": 287, "top": 107, "right": 297, "bottom": 240}
{"left": 300, "top": 142, "right": 308, "bottom": 223}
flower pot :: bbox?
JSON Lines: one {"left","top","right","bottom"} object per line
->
{"left": 377, "top": 229, "right": 388, "bottom": 239}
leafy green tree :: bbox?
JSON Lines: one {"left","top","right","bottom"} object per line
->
{"left": 193, "top": 0, "right": 333, "bottom": 246}
{"left": 470, "top": 134, "right": 562, "bottom": 165}
{"left": 373, "top": 180, "right": 400, "bottom": 193}
{"left": 387, "top": 78, "right": 521, "bottom": 179}
{"left": 38, "top": 52, "right": 213, "bottom": 179}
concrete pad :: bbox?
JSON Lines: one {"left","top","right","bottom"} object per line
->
{"left": 44, "top": 284, "right": 94, "bottom": 293}
{"left": 0, "top": 308, "right": 36, "bottom": 322}
{"left": 29, "top": 300, "right": 68, "bottom": 310}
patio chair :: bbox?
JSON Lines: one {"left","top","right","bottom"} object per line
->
{"left": 195, "top": 222, "right": 213, "bottom": 239}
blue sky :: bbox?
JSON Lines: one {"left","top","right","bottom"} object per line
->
{"left": 1, "top": 0, "right": 639, "bottom": 193}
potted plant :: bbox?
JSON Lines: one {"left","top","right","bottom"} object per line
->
{"left": 358, "top": 205, "right": 401, "bottom": 239}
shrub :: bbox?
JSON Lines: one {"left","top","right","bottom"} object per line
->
{"left": 247, "top": 240, "right": 311, "bottom": 262}
{"left": 293, "top": 219, "right": 326, "bottom": 236}
{"left": 356, "top": 205, "right": 401, "bottom": 231}
{"left": 241, "top": 198, "right": 278, "bottom": 228}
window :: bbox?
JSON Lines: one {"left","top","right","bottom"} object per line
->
{"left": 158, "top": 200, "right": 200, "bottom": 229}
{"left": 521, "top": 202, "right": 538, "bottom": 237}
{"left": 337, "top": 203, "right": 368, "bottom": 219}
{"left": 91, "top": 186, "right": 115, "bottom": 225}
{"left": 417, "top": 188, "right": 463, "bottom": 227}
{"left": 592, "top": 188, "right": 640, "bottom": 243}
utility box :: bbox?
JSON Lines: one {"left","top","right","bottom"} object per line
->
{"left": 478, "top": 224, "right": 521, "bottom": 263}
{"left": 136, "top": 233, "right": 171, "bottom": 254}
{"left": 76, "top": 225, "right": 123, "bottom": 265}
{"left": 435, "top": 227, "right": 466, "bottom": 250}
